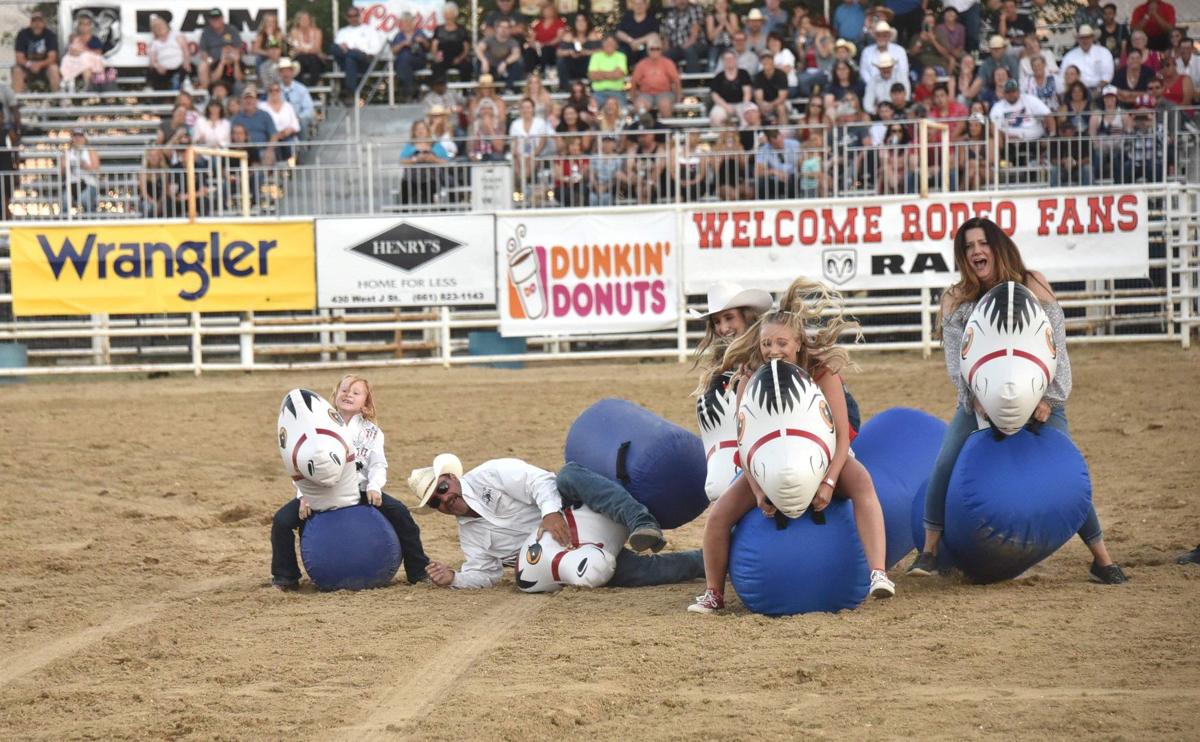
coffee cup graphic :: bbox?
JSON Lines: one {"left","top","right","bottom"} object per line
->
{"left": 506, "top": 225, "right": 547, "bottom": 320}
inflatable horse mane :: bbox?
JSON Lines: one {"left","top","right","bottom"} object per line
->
{"left": 277, "top": 388, "right": 359, "bottom": 501}
{"left": 696, "top": 372, "right": 740, "bottom": 502}
{"left": 960, "top": 282, "right": 1058, "bottom": 435}
{"left": 736, "top": 360, "right": 836, "bottom": 518}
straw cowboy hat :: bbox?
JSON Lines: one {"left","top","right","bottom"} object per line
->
{"left": 690, "top": 281, "right": 773, "bottom": 319}
{"left": 874, "top": 52, "right": 896, "bottom": 69}
{"left": 408, "top": 453, "right": 464, "bottom": 512}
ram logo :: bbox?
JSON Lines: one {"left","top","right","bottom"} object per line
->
{"left": 822, "top": 249, "right": 857, "bottom": 286}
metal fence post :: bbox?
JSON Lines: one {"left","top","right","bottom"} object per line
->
{"left": 239, "top": 311, "right": 254, "bottom": 369}
{"left": 919, "top": 288, "right": 932, "bottom": 359}
{"left": 191, "top": 311, "right": 203, "bottom": 376}
{"left": 440, "top": 305, "right": 452, "bottom": 368}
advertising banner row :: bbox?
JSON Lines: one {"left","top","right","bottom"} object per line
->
{"left": 9, "top": 189, "right": 1151, "bottom": 337}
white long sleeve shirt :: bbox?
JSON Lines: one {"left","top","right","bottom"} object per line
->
{"left": 334, "top": 24, "right": 385, "bottom": 55}
{"left": 863, "top": 73, "right": 910, "bottom": 113}
{"left": 989, "top": 93, "right": 1051, "bottom": 141}
{"left": 859, "top": 43, "right": 910, "bottom": 86}
{"left": 451, "top": 459, "right": 563, "bottom": 589}
{"left": 1060, "top": 44, "right": 1114, "bottom": 89}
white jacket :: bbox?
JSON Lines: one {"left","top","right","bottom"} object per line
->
{"left": 860, "top": 42, "right": 910, "bottom": 87}
{"left": 347, "top": 414, "right": 387, "bottom": 493}
{"left": 334, "top": 24, "right": 385, "bottom": 55}
{"left": 451, "top": 459, "right": 563, "bottom": 589}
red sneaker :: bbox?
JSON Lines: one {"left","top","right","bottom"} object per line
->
{"left": 687, "top": 588, "right": 725, "bottom": 614}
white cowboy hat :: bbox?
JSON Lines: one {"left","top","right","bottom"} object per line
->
{"left": 874, "top": 52, "right": 896, "bottom": 69}
{"left": 408, "top": 453, "right": 464, "bottom": 512}
{"left": 874, "top": 21, "right": 895, "bottom": 37}
{"left": 690, "top": 280, "right": 773, "bottom": 319}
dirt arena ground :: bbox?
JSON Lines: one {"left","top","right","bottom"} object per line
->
{"left": 1, "top": 344, "right": 1198, "bottom": 740}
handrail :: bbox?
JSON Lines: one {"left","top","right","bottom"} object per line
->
{"left": 185, "top": 146, "right": 249, "bottom": 221}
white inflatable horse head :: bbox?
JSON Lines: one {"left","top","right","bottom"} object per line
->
{"left": 515, "top": 506, "right": 627, "bottom": 593}
{"left": 960, "top": 281, "right": 1058, "bottom": 436}
{"left": 277, "top": 388, "right": 359, "bottom": 499}
{"left": 736, "top": 360, "right": 836, "bottom": 518}
{"left": 696, "top": 372, "right": 741, "bottom": 502}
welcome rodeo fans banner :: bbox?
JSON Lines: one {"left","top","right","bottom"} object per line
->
{"left": 58, "top": 0, "right": 286, "bottom": 68}
{"left": 315, "top": 215, "right": 495, "bottom": 308}
{"left": 9, "top": 222, "right": 314, "bottom": 316}
{"left": 496, "top": 211, "right": 679, "bottom": 337}
{"left": 681, "top": 189, "right": 1150, "bottom": 292}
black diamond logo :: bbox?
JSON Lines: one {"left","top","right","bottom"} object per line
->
{"left": 346, "top": 222, "right": 465, "bottom": 271}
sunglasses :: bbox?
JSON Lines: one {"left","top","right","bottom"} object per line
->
{"left": 427, "top": 479, "right": 452, "bottom": 508}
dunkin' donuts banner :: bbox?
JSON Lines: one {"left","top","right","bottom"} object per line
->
{"left": 496, "top": 212, "right": 679, "bottom": 337}
{"left": 682, "top": 189, "right": 1150, "bottom": 292}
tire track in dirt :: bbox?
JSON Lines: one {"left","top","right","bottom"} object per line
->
{"left": 344, "top": 594, "right": 544, "bottom": 740}
{"left": 0, "top": 576, "right": 241, "bottom": 687}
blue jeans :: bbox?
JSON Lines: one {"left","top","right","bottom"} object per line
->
{"left": 924, "top": 405, "right": 1103, "bottom": 545}
{"left": 555, "top": 462, "right": 705, "bottom": 587}
{"left": 331, "top": 47, "right": 372, "bottom": 93}
{"left": 393, "top": 48, "right": 425, "bottom": 97}
{"left": 959, "top": 3, "right": 982, "bottom": 55}
{"left": 593, "top": 90, "right": 628, "bottom": 109}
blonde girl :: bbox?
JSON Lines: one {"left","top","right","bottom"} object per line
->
{"left": 688, "top": 278, "right": 893, "bottom": 613}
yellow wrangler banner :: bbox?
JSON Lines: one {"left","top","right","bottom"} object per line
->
{"left": 10, "top": 221, "right": 315, "bottom": 316}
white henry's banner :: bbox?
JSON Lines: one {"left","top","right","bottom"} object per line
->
{"left": 496, "top": 211, "right": 679, "bottom": 337}
{"left": 58, "top": 0, "right": 285, "bottom": 68}
{"left": 354, "top": 0, "right": 447, "bottom": 33}
{"left": 683, "top": 189, "right": 1149, "bottom": 292}
{"left": 316, "top": 216, "right": 495, "bottom": 308}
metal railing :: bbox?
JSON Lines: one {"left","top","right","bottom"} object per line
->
{"left": 3, "top": 108, "right": 1197, "bottom": 222}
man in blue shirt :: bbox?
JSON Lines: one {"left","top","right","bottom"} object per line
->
{"left": 833, "top": 0, "right": 866, "bottom": 43}
{"left": 755, "top": 128, "right": 801, "bottom": 199}
{"left": 13, "top": 11, "right": 60, "bottom": 92}
{"left": 277, "top": 59, "right": 315, "bottom": 135}
{"left": 230, "top": 86, "right": 278, "bottom": 165}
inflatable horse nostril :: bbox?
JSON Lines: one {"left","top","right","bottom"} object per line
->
{"left": 1001, "top": 382, "right": 1019, "bottom": 401}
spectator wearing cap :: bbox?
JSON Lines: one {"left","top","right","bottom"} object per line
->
{"left": 230, "top": 87, "right": 279, "bottom": 166}
{"left": 1131, "top": 0, "right": 1176, "bottom": 52}
{"left": 390, "top": 13, "right": 429, "bottom": 103}
{"left": 660, "top": 0, "right": 707, "bottom": 75}
{"left": 863, "top": 53, "right": 909, "bottom": 114}
{"left": 751, "top": 50, "right": 789, "bottom": 123}
{"left": 13, "top": 10, "right": 60, "bottom": 93}
{"left": 989, "top": 77, "right": 1055, "bottom": 143}
{"left": 860, "top": 21, "right": 909, "bottom": 86}
{"left": 588, "top": 35, "right": 629, "bottom": 108}
{"left": 744, "top": 9, "right": 769, "bottom": 56}
{"left": 616, "top": 0, "right": 660, "bottom": 67}
{"left": 477, "top": 19, "right": 526, "bottom": 92}
{"left": 1176, "top": 37, "right": 1200, "bottom": 94}
{"left": 833, "top": 0, "right": 866, "bottom": 44}
{"left": 333, "top": 5, "right": 386, "bottom": 103}
{"left": 198, "top": 9, "right": 239, "bottom": 91}
{"left": 147, "top": 14, "right": 192, "bottom": 91}
{"left": 1122, "top": 107, "right": 1161, "bottom": 182}
{"left": 1098, "top": 3, "right": 1130, "bottom": 60}
{"left": 980, "top": 35, "right": 1020, "bottom": 92}
{"left": 1061, "top": 25, "right": 1114, "bottom": 90}
{"left": 630, "top": 35, "right": 682, "bottom": 119}
{"left": 277, "top": 59, "right": 314, "bottom": 134}
{"left": 63, "top": 127, "right": 100, "bottom": 213}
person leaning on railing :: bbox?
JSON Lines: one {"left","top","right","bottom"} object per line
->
{"left": 399, "top": 120, "right": 453, "bottom": 205}
{"left": 165, "top": 129, "right": 213, "bottom": 216}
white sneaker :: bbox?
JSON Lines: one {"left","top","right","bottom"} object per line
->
{"left": 869, "top": 569, "right": 895, "bottom": 599}
{"left": 686, "top": 588, "right": 725, "bottom": 614}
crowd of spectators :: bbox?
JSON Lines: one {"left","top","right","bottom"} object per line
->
{"left": 387, "top": 0, "right": 1197, "bottom": 207}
